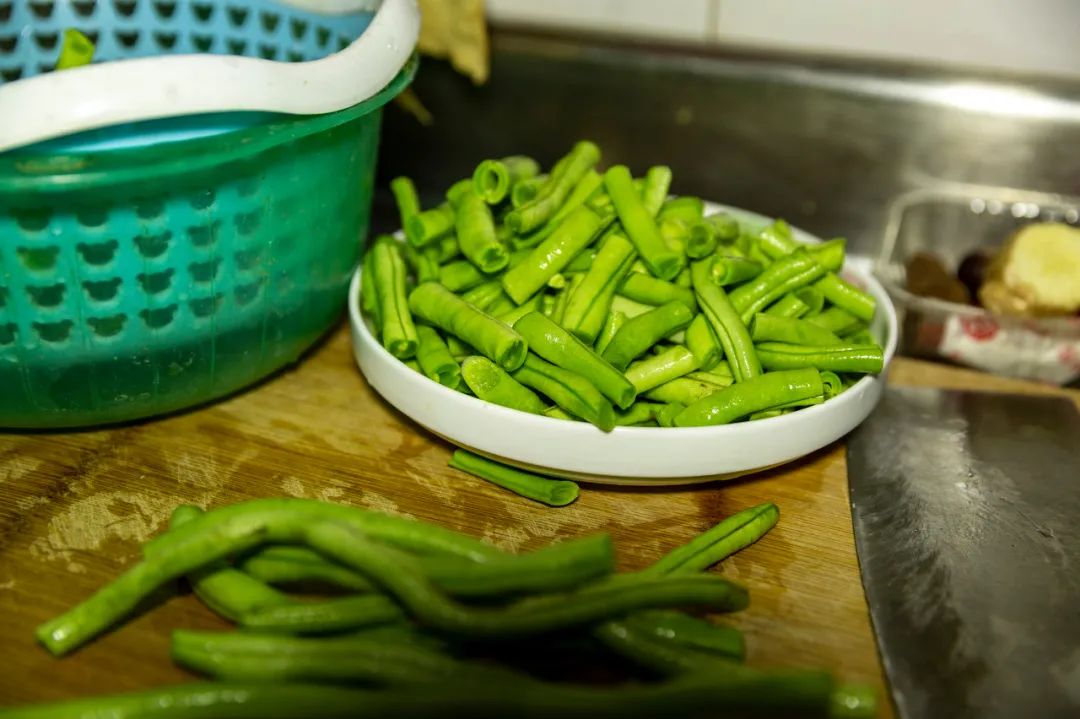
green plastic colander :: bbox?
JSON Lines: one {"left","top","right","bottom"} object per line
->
{"left": 0, "top": 56, "right": 416, "bottom": 429}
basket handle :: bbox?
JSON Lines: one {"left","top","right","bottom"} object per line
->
{"left": 0, "top": 0, "right": 420, "bottom": 154}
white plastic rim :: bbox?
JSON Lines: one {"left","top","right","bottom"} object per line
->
{"left": 0, "top": 0, "right": 419, "bottom": 153}
{"left": 350, "top": 204, "right": 899, "bottom": 485}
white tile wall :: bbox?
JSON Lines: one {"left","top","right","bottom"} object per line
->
{"left": 486, "top": 0, "right": 1080, "bottom": 79}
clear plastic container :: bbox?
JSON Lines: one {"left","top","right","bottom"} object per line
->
{"left": 875, "top": 184, "right": 1080, "bottom": 385}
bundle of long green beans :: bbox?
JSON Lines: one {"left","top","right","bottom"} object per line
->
{"left": 5, "top": 498, "right": 876, "bottom": 718}
{"left": 364, "top": 141, "right": 885, "bottom": 432}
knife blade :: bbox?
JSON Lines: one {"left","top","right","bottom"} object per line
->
{"left": 847, "top": 387, "right": 1080, "bottom": 719}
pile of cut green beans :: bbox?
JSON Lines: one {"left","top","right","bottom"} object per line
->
{"left": 4, "top": 498, "right": 876, "bottom": 718}
{"left": 364, "top": 141, "right": 885, "bottom": 431}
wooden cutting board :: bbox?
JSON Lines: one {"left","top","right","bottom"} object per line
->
{"left": 1, "top": 324, "right": 1073, "bottom": 710}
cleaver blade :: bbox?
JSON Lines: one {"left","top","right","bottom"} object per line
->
{"left": 847, "top": 386, "right": 1080, "bottom": 719}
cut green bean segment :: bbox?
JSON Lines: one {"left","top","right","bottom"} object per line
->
{"left": 806, "top": 306, "right": 862, "bottom": 335}
{"left": 415, "top": 325, "right": 462, "bottom": 388}
{"left": 390, "top": 176, "right": 421, "bottom": 227}
{"left": 460, "top": 280, "right": 508, "bottom": 312}
{"left": 757, "top": 220, "right": 798, "bottom": 259}
{"left": 408, "top": 283, "right": 527, "bottom": 371}
{"left": 614, "top": 401, "right": 662, "bottom": 426}
{"left": 604, "top": 165, "right": 682, "bottom": 280}
{"left": 814, "top": 273, "right": 876, "bottom": 322}
{"left": 763, "top": 293, "right": 810, "bottom": 319}
{"left": 640, "top": 166, "right": 673, "bottom": 217}
{"left": 658, "top": 196, "right": 705, "bottom": 223}
{"left": 685, "top": 313, "right": 722, "bottom": 370}
{"left": 544, "top": 406, "right": 574, "bottom": 421}
{"left": 514, "top": 312, "right": 636, "bottom": 409}
{"left": 810, "top": 238, "right": 846, "bottom": 272}
{"left": 624, "top": 344, "right": 700, "bottom": 394}
{"left": 564, "top": 248, "right": 597, "bottom": 273}
{"left": 445, "top": 179, "right": 473, "bottom": 207}
{"left": 617, "top": 272, "right": 696, "bottom": 311}
{"left": 656, "top": 402, "right": 685, "bottom": 427}
{"left": 645, "top": 502, "right": 780, "bottom": 575}
{"left": 643, "top": 373, "right": 731, "bottom": 405}
{"left": 371, "top": 239, "right": 418, "bottom": 359}
{"left": 820, "top": 371, "right": 844, "bottom": 399}
{"left": 405, "top": 203, "right": 456, "bottom": 248}
{"left": 749, "top": 314, "right": 843, "bottom": 346}
{"left": 561, "top": 232, "right": 637, "bottom": 343}
{"left": 711, "top": 255, "right": 763, "bottom": 286}
{"left": 460, "top": 356, "right": 545, "bottom": 414}
{"left": 455, "top": 192, "right": 509, "bottom": 273}
{"left": 601, "top": 301, "right": 694, "bottom": 371}
{"left": 472, "top": 156, "right": 540, "bottom": 205}
{"left": 594, "top": 309, "right": 626, "bottom": 355}
{"left": 691, "top": 261, "right": 761, "bottom": 383}
{"left": 501, "top": 206, "right": 607, "bottom": 305}
{"left": 449, "top": 450, "right": 580, "bottom": 507}
{"left": 511, "top": 174, "right": 547, "bottom": 208}
{"left": 755, "top": 343, "right": 885, "bottom": 374}
{"left": 360, "top": 245, "right": 381, "bottom": 331}
{"left": 439, "top": 260, "right": 486, "bottom": 292}
{"left": 658, "top": 217, "right": 689, "bottom": 256}
{"left": 673, "top": 369, "right": 823, "bottom": 427}
{"left": 703, "top": 212, "right": 740, "bottom": 243}
{"left": 507, "top": 141, "right": 601, "bottom": 234}
{"left": 403, "top": 243, "right": 441, "bottom": 284}
{"left": 512, "top": 354, "right": 616, "bottom": 432}
{"left": 794, "top": 286, "right": 825, "bottom": 316}
{"left": 56, "top": 28, "right": 96, "bottom": 70}
{"left": 845, "top": 328, "right": 875, "bottom": 345}
{"left": 728, "top": 249, "right": 825, "bottom": 321}
{"left": 550, "top": 273, "right": 583, "bottom": 326}
{"left": 685, "top": 221, "right": 717, "bottom": 260}
{"left": 493, "top": 294, "right": 543, "bottom": 326}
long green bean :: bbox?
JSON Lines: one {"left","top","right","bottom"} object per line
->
{"left": 408, "top": 283, "right": 528, "bottom": 371}
{"left": 460, "top": 356, "right": 545, "bottom": 414}
{"left": 623, "top": 611, "right": 745, "bottom": 661}
{"left": 238, "top": 549, "right": 373, "bottom": 594}
{"left": 449, "top": 450, "right": 580, "bottom": 507}
{"left": 512, "top": 354, "right": 616, "bottom": 431}
{"left": 755, "top": 343, "right": 885, "bottom": 374}
{"left": 691, "top": 261, "right": 761, "bottom": 382}
{"left": 239, "top": 595, "right": 406, "bottom": 635}
{"left": 306, "top": 522, "right": 749, "bottom": 638}
{"left": 513, "top": 312, "right": 636, "bottom": 409}
{"left": 604, "top": 165, "right": 682, "bottom": 280}
{"left": 673, "top": 369, "right": 823, "bottom": 427}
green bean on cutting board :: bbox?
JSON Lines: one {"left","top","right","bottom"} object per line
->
{"left": 349, "top": 143, "right": 890, "bottom": 435}
{"left": 15, "top": 497, "right": 877, "bottom": 719}
{"left": 449, "top": 449, "right": 580, "bottom": 507}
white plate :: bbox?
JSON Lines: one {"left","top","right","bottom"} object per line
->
{"left": 349, "top": 204, "right": 898, "bottom": 485}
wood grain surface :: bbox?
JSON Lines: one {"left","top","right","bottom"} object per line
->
{"left": 0, "top": 325, "right": 1074, "bottom": 710}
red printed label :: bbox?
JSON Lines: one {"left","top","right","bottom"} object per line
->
{"left": 959, "top": 315, "right": 999, "bottom": 342}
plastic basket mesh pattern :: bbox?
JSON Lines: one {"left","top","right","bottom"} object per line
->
{"left": 0, "top": 0, "right": 375, "bottom": 83}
